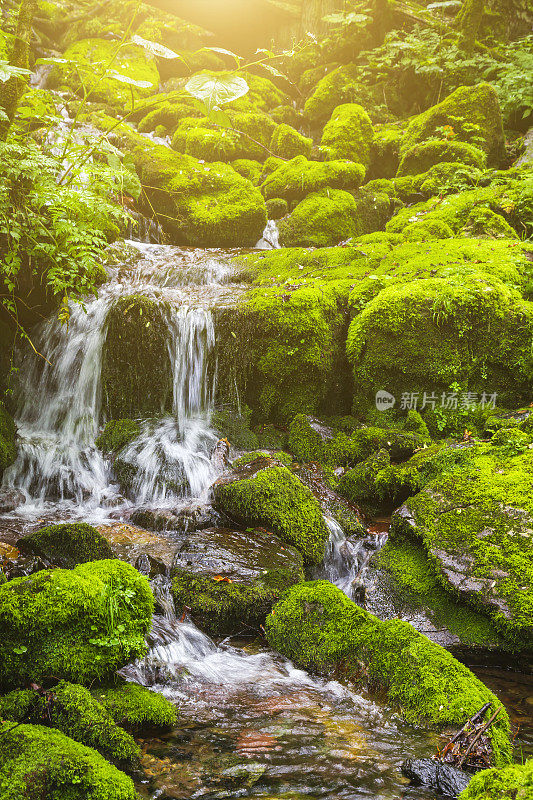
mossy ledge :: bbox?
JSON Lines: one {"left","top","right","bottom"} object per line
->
{"left": 265, "top": 581, "right": 511, "bottom": 766}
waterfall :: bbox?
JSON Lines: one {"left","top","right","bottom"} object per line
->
{"left": 322, "top": 516, "right": 388, "bottom": 602}
{"left": 2, "top": 243, "right": 232, "bottom": 520}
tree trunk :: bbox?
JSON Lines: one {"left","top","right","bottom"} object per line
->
{"left": 0, "top": 0, "right": 37, "bottom": 140}
{"left": 455, "top": 0, "right": 485, "bottom": 51}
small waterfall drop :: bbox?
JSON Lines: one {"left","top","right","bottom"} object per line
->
{"left": 256, "top": 219, "right": 280, "bottom": 249}
{"left": 2, "top": 243, "right": 234, "bottom": 520}
{"left": 322, "top": 516, "right": 387, "bottom": 602}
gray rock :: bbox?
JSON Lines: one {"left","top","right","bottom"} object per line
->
{"left": 0, "top": 488, "right": 25, "bottom": 513}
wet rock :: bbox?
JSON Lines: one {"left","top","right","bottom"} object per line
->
{"left": 97, "top": 522, "right": 181, "bottom": 573}
{"left": 0, "top": 488, "right": 25, "bottom": 512}
{"left": 213, "top": 453, "right": 329, "bottom": 564}
{"left": 402, "top": 758, "right": 471, "bottom": 797}
{"left": 2, "top": 554, "right": 49, "bottom": 580}
{"left": 171, "top": 526, "right": 304, "bottom": 635}
{"left": 130, "top": 504, "right": 220, "bottom": 533}
{"left": 389, "top": 445, "right": 533, "bottom": 646}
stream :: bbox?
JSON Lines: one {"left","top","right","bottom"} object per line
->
{"left": 1, "top": 237, "right": 532, "bottom": 800}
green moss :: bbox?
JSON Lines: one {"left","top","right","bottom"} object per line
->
{"left": 347, "top": 271, "right": 533, "bottom": 412}
{"left": 213, "top": 460, "right": 329, "bottom": 564}
{"left": 261, "top": 155, "right": 365, "bottom": 202}
{"left": 231, "top": 158, "right": 263, "bottom": 185}
{"left": 102, "top": 294, "right": 171, "bottom": 419}
{"left": 337, "top": 448, "right": 391, "bottom": 513}
{"left": 171, "top": 112, "right": 275, "bottom": 162}
{"left": 0, "top": 723, "right": 136, "bottom": 799}
{"left": 377, "top": 540, "right": 507, "bottom": 649}
{"left": 0, "top": 682, "right": 140, "bottom": 766}
{"left": 212, "top": 406, "right": 259, "bottom": 451}
{"left": 265, "top": 197, "right": 288, "bottom": 219}
{"left": 400, "top": 83, "right": 505, "bottom": 166}
{"left": 270, "top": 124, "right": 312, "bottom": 159}
{"left": 0, "top": 402, "right": 16, "bottom": 474}
{"left": 278, "top": 189, "right": 359, "bottom": 248}
{"left": 265, "top": 581, "right": 511, "bottom": 765}
{"left": 51, "top": 38, "right": 158, "bottom": 110}
{"left": 116, "top": 126, "right": 267, "bottom": 246}
{"left": 459, "top": 758, "right": 533, "bottom": 799}
{"left": 17, "top": 523, "right": 114, "bottom": 568}
{"left": 0, "top": 560, "right": 153, "bottom": 690}
{"left": 320, "top": 103, "right": 373, "bottom": 166}
{"left": 137, "top": 101, "right": 201, "bottom": 134}
{"left": 396, "top": 140, "right": 486, "bottom": 177}
{"left": 461, "top": 207, "right": 519, "bottom": 239}
{"left": 390, "top": 443, "right": 533, "bottom": 644}
{"left": 171, "top": 564, "right": 303, "bottom": 635}
{"left": 91, "top": 682, "right": 177, "bottom": 733}
{"left": 303, "top": 65, "right": 376, "bottom": 125}
{"left": 96, "top": 419, "right": 140, "bottom": 453}
{"left": 368, "top": 124, "right": 404, "bottom": 179}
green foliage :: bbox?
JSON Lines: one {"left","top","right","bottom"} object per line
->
{"left": 0, "top": 722, "right": 137, "bottom": 799}
{"left": 17, "top": 522, "right": 114, "bottom": 568}
{"left": 91, "top": 682, "right": 177, "bottom": 732}
{"left": 0, "top": 401, "right": 16, "bottom": 473}
{"left": 320, "top": 103, "right": 374, "bottom": 165}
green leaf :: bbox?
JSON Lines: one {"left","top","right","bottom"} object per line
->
{"left": 0, "top": 60, "right": 31, "bottom": 83}
{"left": 201, "top": 46, "right": 241, "bottom": 67}
{"left": 107, "top": 70, "right": 154, "bottom": 88}
{"left": 131, "top": 34, "right": 182, "bottom": 60}
{"left": 185, "top": 73, "right": 249, "bottom": 112}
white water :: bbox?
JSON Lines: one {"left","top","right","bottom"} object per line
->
{"left": 256, "top": 219, "right": 280, "bottom": 250}
{"left": 322, "top": 516, "right": 387, "bottom": 601}
{"left": 2, "top": 243, "right": 233, "bottom": 522}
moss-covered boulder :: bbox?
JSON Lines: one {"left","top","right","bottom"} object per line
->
{"left": 368, "top": 124, "right": 404, "bottom": 179}
{"left": 102, "top": 294, "right": 171, "bottom": 419}
{"left": 0, "top": 681, "right": 139, "bottom": 767}
{"left": 347, "top": 272, "right": 533, "bottom": 411}
{"left": 270, "top": 124, "right": 313, "bottom": 159}
{"left": 117, "top": 128, "right": 267, "bottom": 246}
{"left": 459, "top": 758, "right": 533, "bottom": 799}
{"left": 337, "top": 448, "right": 391, "bottom": 514}
{"left": 261, "top": 155, "right": 365, "bottom": 202}
{"left": 0, "top": 402, "right": 16, "bottom": 476}
{"left": 278, "top": 189, "right": 359, "bottom": 247}
{"left": 96, "top": 419, "right": 140, "bottom": 454}
{"left": 171, "top": 525, "right": 304, "bottom": 634}
{"left": 0, "top": 560, "right": 153, "bottom": 690}
{"left": 320, "top": 103, "right": 373, "bottom": 166}
{"left": 171, "top": 112, "right": 276, "bottom": 162}
{"left": 400, "top": 84, "right": 505, "bottom": 167}
{"left": 0, "top": 722, "right": 136, "bottom": 799}
{"left": 91, "top": 682, "right": 177, "bottom": 733}
{"left": 51, "top": 38, "right": 159, "bottom": 109}
{"left": 265, "top": 581, "right": 511, "bottom": 766}
{"left": 17, "top": 523, "right": 114, "bottom": 568}
{"left": 303, "top": 65, "right": 375, "bottom": 125}
{"left": 212, "top": 454, "right": 329, "bottom": 564}
{"left": 390, "top": 443, "right": 533, "bottom": 646}
{"left": 396, "top": 140, "right": 486, "bottom": 177}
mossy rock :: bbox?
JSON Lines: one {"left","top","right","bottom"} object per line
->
{"left": 96, "top": 419, "right": 140, "bottom": 454}
{"left": 0, "top": 722, "right": 136, "bottom": 799}
{"left": 0, "top": 560, "right": 153, "bottom": 690}
{"left": 303, "top": 65, "right": 376, "bottom": 126}
{"left": 278, "top": 189, "right": 359, "bottom": 248}
{"left": 0, "top": 402, "right": 16, "bottom": 475}
{"left": 396, "top": 140, "right": 486, "bottom": 177}
{"left": 368, "top": 124, "right": 404, "bottom": 179}
{"left": 459, "top": 758, "right": 533, "bottom": 799}
{"left": 212, "top": 406, "right": 259, "bottom": 451}
{"left": 137, "top": 100, "right": 201, "bottom": 134}
{"left": 116, "top": 126, "right": 267, "bottom": 246}
{"left": 461, "top": 207, "right": 519, "bottom": 239}
{"left": 270, "top": 124, "right": 312, "bottom": 159}
{"left": 347, "top": 272, "right": 533, "bottom": 411}
{"left": 390, "top": 443, "right": 533, "bottom": 646}
{"left": 17, "top": 523, "right": 114, "bottom": 568}
{"left": 0, "top": 681, "right": 139, "bottom": 767}
{"left": 231, "top": 158, "right": 263, "bottom": 185}
{"left": 265, "top": 581, "right": 511, "bottom": 766}
{"left": 171, "top": 526, "right": 304, "bottom": 634}
{"left": 261, "top": 155, "right": 365, "bottom": 203}
{"left": 400, "top": 83, "right": 505, "bottom": 167}
{"left": 320, "top": 103, "right": 373, "bottom": 166}
{"left": 212, "top": 454, "right": 329, "bottom": 564}
{"left": 102, "top": 294, "right": 172, "bottom": 419}
{"left": 171, "top": 112, "right": 275, "bottom": 162}
{"left": 265, "top": 197, "right": 289, "bottom": 219}
{"left": 337, "top": 448, "right": 391, "bottom": 514}
{"left": 91, "top": 682, "right": 177, "bottom": 733}
{"left": 51, "top": 38, "right": 159, "bottom": 110}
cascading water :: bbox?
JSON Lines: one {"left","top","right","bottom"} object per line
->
{"left": 2, "top": 242, "right": 234, "bottom": 522}
{"left": 321, "top": 516, "right": 388, "bottom": 602}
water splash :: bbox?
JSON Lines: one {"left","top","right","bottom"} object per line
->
{"left": 256, "top": 219, "right": 280, "bottom": 250}
{"left": 322, "top": 516, "right": 387, "bottom": 601}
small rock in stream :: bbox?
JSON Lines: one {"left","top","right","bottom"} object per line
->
{"left": 402, "top": 758, "right": 471, "bottom": 797}
{"left": 0, "top": 488, "right": 25, "bottom": 512}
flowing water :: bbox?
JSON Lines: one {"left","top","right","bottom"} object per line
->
{"left": 2, "top": 238, "right": 529, "bottom": 800}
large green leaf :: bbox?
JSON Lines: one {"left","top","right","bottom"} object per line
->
{"left": 131, "top": 35, "right": 182, "bottom": 60}
{"left": 107, "top": 70, "right": 154, "bottom": 88}
{"left": 0, "top": 60, "right": 31, "bottom": 83}
{"left": 185, "top": 73, "right": 249, "bottom": 112}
